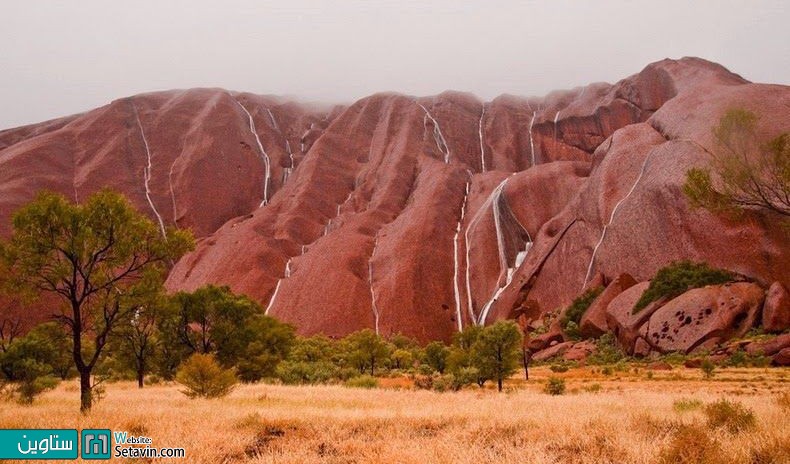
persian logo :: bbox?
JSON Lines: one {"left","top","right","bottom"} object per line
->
{"left": 0, "top": 429, "right": 78, "bottom": 460}
{"left": 81, "top": 429, "right": 111, "bottom": 459}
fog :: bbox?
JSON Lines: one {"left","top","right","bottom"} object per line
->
{"left": 1, "top": 0, "right": 788, "bottom": 129}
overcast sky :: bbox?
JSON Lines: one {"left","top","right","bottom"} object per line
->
{"left": 1, "top": 0, "right": 788, "bottom": 129}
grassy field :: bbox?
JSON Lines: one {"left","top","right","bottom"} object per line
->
{"left": 1, "top": 366, "right": 788, "bottom": 463}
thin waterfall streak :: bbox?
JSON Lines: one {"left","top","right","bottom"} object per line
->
{"left": 264, "top": 279, "right": 283, "bottom": 315}
{"left": 583, "top": 151, "right": 654, "bottom": 287}
{"left": 528, "top": 111, "right": 537, "bottom": 167}
{"left": 478, "top": 105, "right": 486, "bottom": 172}
{"left": 132, "top": 103, "right": 167, "bottom": 238}
{"left": 453, "top": 181, "right": 471, "bottom": 331}
{"left": 233, "top": 97, "right": 271, "bottom": 206}
{"left": 416, "top": 102, "right": 450, "bottom": 163}
{"left": 168, "top": 162, "right": 178, "bottom": 225}
{"left": 368, "top": 237, "right": 381, "bottom": 335}
{"left": 553, "top": 111, "right": 561, "bottom": 141}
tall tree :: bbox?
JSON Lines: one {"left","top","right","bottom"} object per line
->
{"left": 684, "top": 109, "right": 790, "bottom": 221}
{"left": 471, "top": 321, "right": 523, "bottom": 392}
{"left": 0, "top": 190, "right": 193, "bottom": 411}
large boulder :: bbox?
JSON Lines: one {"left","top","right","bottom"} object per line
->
{"left": 762, "top": 282, "right": 790, "bottom": 333}
{"left": 745, "top": 333, "right": 790, "bottom": 356}
{"left": 532, "top": 341, "right": 574, "bottom": 362}
{"left": 772, "top": 348, "right": 790, "bottom": 366}
{"left": 641, "top": 282, "right": 765, "bottom": 354}
{"left": 580, "top": 273, "right": 637, "bottom": 338}
{"left": 604, "top": 281, "right": 655, "bottom": 352}
{"left": 563, "top": 340, "right": 597, "bottom": 362}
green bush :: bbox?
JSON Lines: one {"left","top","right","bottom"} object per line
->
{"left": 450, "top": 367, "right": 479, "bottom": 390}
{"left": 276, "top": 361, "right": 337, "bottom": 385}
{"left": 549, "top": 364, "right": 569, "bottom": 373}
{"left": 344, "top": 374, "right": 378, "bottom": 389}
{"left": 703, "top": 399, "right": 756, "bottom": 433}
{"left": 673, "top": 398, "right": 703, "bottom": 412}
{"left": 561, "top": 287, "right": 603, "bottom": 339}
{"left": 701, "top": 359, "right": 716, "bottom": 379}
{"left": 586, "top": 334, "right": 627, "bottom": 365}
{"left": 633, "top": 261, "right": 734, "bottom": 313}
{"left": 544, "top": 377, "right": 566, "bottom": 395}
{"left": 431, "top": 374, "right": 455, "bottom": 392}
{"left": 176, "top": 353, "right": 237, "bottom": 399}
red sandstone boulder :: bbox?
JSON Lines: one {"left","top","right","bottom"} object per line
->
{"left": 580, "top": 273, "right": 637, "bottom": 338}
{"left": 772, "top": 348, "right": 790, "bottom": 366}
{"left": 563, "top": 340, "right": 597, "bottom": 362}
{"left": 745, "top": 333, "right": 790, "bottom": 356}
{"left": 526, "top": 323, "right": 564, "bottom": 351}
{"left": 642, "top": 283, "right": 764, "bottom": 354}
{"left": 604, "top": 281, "right": 655, "bottom": 352}
{"left": 647, "top": 361, "right": 673, "bottom": 371}
{"left": 762, "top": 282, "right": 790, "bottom": 333}
{"left": 532, "top": 341, "right": 574, "bottom": 362}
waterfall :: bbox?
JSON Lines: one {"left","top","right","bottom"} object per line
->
{"left": 232, "top": 98, "right": 271, "bottom": 207}
{"left": 453, "top": 180, "right": 471, "bottom": 331}
{"left": 132, "top": 102, "right": 167, "bottom": 238}
{"left": 368, "top": 236, "right": 381, "bottom": 335}
{"left": 416, "top": 102, "right": 451, "bottom": 163}
{"left": 478, "top": 105, "right": 487, "bottom": 172}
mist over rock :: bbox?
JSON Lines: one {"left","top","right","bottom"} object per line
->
{"left": 1, "top": 57, "right": 787, "bottom": 342}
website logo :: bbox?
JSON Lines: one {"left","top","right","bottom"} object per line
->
{"left": 0, "top": 429, "right": 78, "bottom": 460}
{"left": 81, "top": 429, "right": 111, "bottom": 460}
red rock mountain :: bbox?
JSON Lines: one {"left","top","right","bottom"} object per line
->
{"left": 1, "top": 57, "right": 788, "bottom": 343}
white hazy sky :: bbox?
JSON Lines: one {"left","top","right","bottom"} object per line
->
{"left": 1, "top": 0, "right": 789, "bottom": 129}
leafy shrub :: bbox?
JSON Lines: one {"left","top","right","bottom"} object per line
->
{"left": 633, "top": 261, "right": 734, "bottom": 313}
{"left": 601, "top": 367, "right": 613, "bottom": 376}
{"left": 544, "top": 377, "right": 566, "bottom": 395}
{"left": 431, "top": 374, "right": 455, "bottom": 392}
{"left": 413, "top": 375, "right": 433, "bottom": 390}
{"left": 700, "top": 359, "right": 715, "bottom": 379}
{"left": 14, "top": 359, "right": 59, "bottom": 404}
{"left": 703, "top": 399, "right": 756, "bottom": 433}
{"left": 583, "top": 383, "right": 602, "bottom": 393}
{"left": 561, "top": 286, "right": 603, "bottom": 339}
{"left": 725, "top": 349, "right": 770, "bottom": 367}
{"left": 176, "top": 353, "right": 237, "bottom": 399}
{"left": 276, "top": 361, "right": 337, "bottom": 385}
{"left": 450, "top": 367, "right": 479, "bottom": 391}
{"left": 344, "top": 374, "right": 378, "bottom": 389}
{"left": 586, "top": 334, "right": 626, "bottom": 365}
{"left": 549, "top": 364, "right": 569, "bottom": 373}
{"left": 672, "top": 398, "right": 703, "bottom": 412}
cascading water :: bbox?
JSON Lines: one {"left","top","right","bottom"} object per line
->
{"left": 478, "top": 105, "right": 486, "bottom": 172}
{"left": 464, "top": 177, "right": 533, "bottom": 326}
{"left": 553, "top": 110, "right": 561, "bottom": 141}
{"left": 583, "top": 150, "right": 654, "bottom": 288}
{"left": 528, "top": 111, "right": 537, "bottom": 167}
{"left": 453, "top": 180, "right": 471, "bottom": 331}
{"left": 232, "top": 98, "right": 271, "bottom": 206}
{"left": 368, "top": 236, "right": 381, "bottom": 335}
{"left": 416, "top": 102, "right": 450, "bottom": 163}
{"left": 132, "top": 103, "right": 167, "bottom": 238}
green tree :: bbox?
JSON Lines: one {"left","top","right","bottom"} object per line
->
{"left": 344, "top": 329, "right": 390, "bottom": 376}
{"left": 0, "top": 323, "right": 69, "bottom": 403}
{"left": 234, "top": 315, "right": 295, "bottom": 382}
{"left": 684, "top": 109, "right": 790, "bottom": 221}
{"left": 0, "top": 190, "right": 193, "bottom": 411}
{"left": 471, "top": 321, "right": 523, "bottom": 392}
{"left": 423, "top": 341, "right": 450, "bottom": 373}
{"left": 114, "top": 294, "right": 165, "bottom": 388}
{"left": 176, "top": 353, "right": 237, "bottom": 399}
{"left": 390, "top": 349, "right": 414, "bottom": 370}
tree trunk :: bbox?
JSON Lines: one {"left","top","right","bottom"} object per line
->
{"left": 497, "top": 376, "right": 503, "bottom": 392}
{"left": 79, "top": 370, "right": 92, "bottom": 413}
{"left": 523, "top": 348, "right": 531, "bottom": 380}
{"left": 137, "top": 367, "right": 144, "bottom": 388}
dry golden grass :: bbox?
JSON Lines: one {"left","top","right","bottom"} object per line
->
{"left": 1, "top": 366, "right": 788, "bottom": 463}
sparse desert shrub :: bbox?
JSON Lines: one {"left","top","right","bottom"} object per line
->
{"left": 344, "top": 374, "right": 377, "bottom": 389}
{"left": 701, "top": 359, "right": 716, "bottom": 379}
{"left": 672, "top": 398, "right": 703, "bottom": 412}
{"left": 659, "top": 424, "right": 724, "bottom": 464}
{"left": 583, "top": 383, "right": 602, "bottom": 393}
{"left": 561, "top": 286, "right": 603, "bottom": 340}
{"left": 633, "top": 261, "right": 734, "bottom": 313}
{"left": 646, "top": 371, "right": 654, "bottom": 380}
{"left": 413, "top": 375, "right": 433, "bottom": 390}
{"left": 449, "top": 367, "right": 478, "bottom": 391}
{"left": 145, "top": 374, "right": 162, "bottom": 385}
{"left": 544, "top": 377, "right": 566, "bottom": 395}
{"left": 726, "top": 349, "right": 771, "bottom": 368}
{"left": 601, "top": 366, "right": 613, "bottom": 376}
{"left": 587, "top": 334, "right": 626, "bottom": 365}
{"left": 176, "top": 353, "right": 237, "bottom": 399}
{"left": 431, "top": 374, "right": 454, "bottom": 393}
{"left": 703, "top": 399, "right": 756, "bottom": 433}
{"left": 549, "top": 363, "right": 569, "bottom": 373}
{"left": 750, "top": 437, "right": 790, "bottom": 464}
{"left": 276, "top": 361, "right": 337, "bottom": 385}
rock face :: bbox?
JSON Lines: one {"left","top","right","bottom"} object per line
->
{"left": 762, "top": 282, "right": 790, "bottom": 333}
{"left": 1, "top": 57, "right": 788, "bottom": 342}
{"left": 641, "top": 283, "right": 764, "bottom": 354}
{"left": 580, "top": 273, "right": 637, "bottom": 338}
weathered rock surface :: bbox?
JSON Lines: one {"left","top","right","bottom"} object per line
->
{"left": 762, "top": 282, "right": 790, "bottom": 333}
{"left": 772, "top": 348, "right": 790, "bottom": 366}
{"left": 745, "top": 333, "right": 790, "bottom": 357}
{"left": 1, "top": 57, "right": 787, "bottom": 342}
{"left": 604, "top": 281, "right": 654, "bottom": 351}
{"left": 580, "top": 273, "right": 637, "bottom": 338}
{"left": 532, "top": 341, "right": 574, "bottom": 362}
{"left": 642, "top": 283, "right": 765, "bottom": 354}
